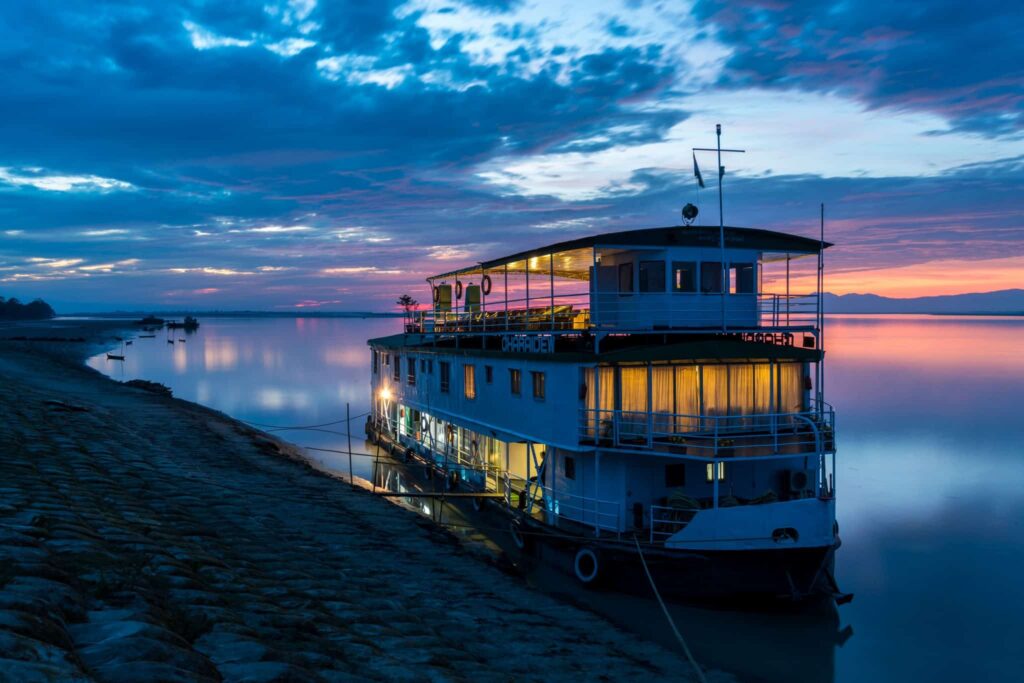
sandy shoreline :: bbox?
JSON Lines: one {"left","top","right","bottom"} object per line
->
{"left": 0, "top": 320, "right": 721, "bottom": 682}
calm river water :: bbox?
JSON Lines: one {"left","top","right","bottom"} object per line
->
{"left": 88, "top": 314, "right": 1024, "bottom": 683}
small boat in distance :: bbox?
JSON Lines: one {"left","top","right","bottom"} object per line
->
{"left": 167, "top": 339, "right": 175, "bottom": 344}
{"left": 139, "top": 334, "right": 156, "bottom": 338}
{"left": 106, "top": 353, "right": 125, "bottom": 361}
{"left": 167, "top": 316, "right": 200, "bottom": 331}
{"left": 135, "top": 315, "right": 165, "bottom": 327}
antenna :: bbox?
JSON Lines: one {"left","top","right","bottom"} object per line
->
{"left": 693, "top": 125, "right": 745, "bottom": 332}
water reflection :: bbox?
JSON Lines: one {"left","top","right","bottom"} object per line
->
{"left": 87, "top": 314, "right": 1024, "bottom": 682}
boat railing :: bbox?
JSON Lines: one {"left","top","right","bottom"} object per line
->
{"left": 649, "top": 504, "right": 699, "bottom": 543}
{"left": 405, "top": 290, "right": 820, "bottom": 336}
{"left": 578, "top": 404, "right": 835, "bottom": 457}
{"left": 502, "top": 474, "right": 622, "bottom": 536}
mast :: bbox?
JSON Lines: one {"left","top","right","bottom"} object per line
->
{"left": 717, "top": 124, "right": 725, "bottom": 331}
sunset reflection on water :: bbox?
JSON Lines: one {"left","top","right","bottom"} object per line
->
{"left": 87, "top": 314, "right": 1024, "bottom": 683}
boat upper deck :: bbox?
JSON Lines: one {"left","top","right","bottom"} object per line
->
{"left": 410, "top": 225, "right": 830, "bottom": 340}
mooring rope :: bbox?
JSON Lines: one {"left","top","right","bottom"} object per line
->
{"left": 632, "top": 534, "right": 707, "bottom": 683}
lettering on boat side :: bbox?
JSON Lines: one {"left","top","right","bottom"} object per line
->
{"left": 726, "top": 332, "right": 795, "bottom": 346}
{"left": 501, "top": 334, "right": 554, "bottom": 354}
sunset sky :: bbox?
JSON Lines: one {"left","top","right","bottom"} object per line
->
{"left": 0, "top": 0, "right": 1021, "bottom": 311}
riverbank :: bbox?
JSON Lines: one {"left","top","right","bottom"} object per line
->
{"left": 0, "top": 320, "right": 722, "bottom": 682}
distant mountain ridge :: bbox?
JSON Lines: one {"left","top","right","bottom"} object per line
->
{"left": 823, "top": 289, "right": 1024, "bottom": 315}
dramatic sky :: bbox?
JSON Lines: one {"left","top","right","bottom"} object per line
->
{"left": 1, "top": 0, "right": 1021, "bottom": 311}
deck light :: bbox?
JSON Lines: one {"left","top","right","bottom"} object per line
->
{"left": 379, "top": 387, "right": 392, "bottom": 401}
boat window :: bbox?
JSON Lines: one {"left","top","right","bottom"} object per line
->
{"left": 464, "top": 364, "right": 476, "bottom": 400}
{"left": 372, "top": 351, "right": 378, "bottom": 374}
{"left": 485, "top": 365, "right": 493, "bottom": 384}
{"left": 618, "top": 262, "right": 634, "bottom": 293}
{"left": 564, "top": 456, "right": 576, "bottom": 480}
{"left": 705, "top": 462, "right": 726, "bottom": 482}
{"left": 439, "top": 361, "right": 450, "bottom": 393}
{"left": 408, "top": 357, "right": 416, "bottom": 386}
{"left": 730, "top": 263, "right": 755, "bottom": 294}
{"left": 672, "top": 262, "right": 697, "bottom": 293}
{"left": 393, "top": 355, "right": 401, "bottom": 381}
{"left": 639, "top": 260, "right": 666, "bottom": 292}
{"left": 531, "top": 371, "right": 546, "bottom": 400}
{"left": 384, "top": 353, "right": 390, "bottom": 367}
{"left": 700, "top": 262, "right": 722, "bottom": 294}
{"left": 665, "top": 463, "right": 687, "bottom": 488}
{"left": 510, "top": 368, "right": 522, "bottom": 396}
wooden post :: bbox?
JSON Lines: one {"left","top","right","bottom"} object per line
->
{"left": 346, "top": 402, "right": 354, "bottom": 489}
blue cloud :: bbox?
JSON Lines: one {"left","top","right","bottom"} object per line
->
{"left": 692, "top": 0, "right": 1024, "bottom": 135}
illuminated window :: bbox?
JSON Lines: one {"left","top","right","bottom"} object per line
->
{"left": 510, "top": 368, "right": 522, "bottom": 395}
{"left": 439, "top": 362, "right": 450, "bottom": 393}
{"left": 705, "top": 462, "right": 726, "bottom": 482}
{"left": 700, "top": 262, "right": 722, "bottom": 294}
{"left": 639, "top": 260, "right": 666, "bottom": 292}
{"left": 464, "top": 364, "right": 476, "bottom": 400}
{"left": 531, "top": 371, "right": 546, "bottom": 400}
{"left": 672, "top": 262, "right": 697, "bottom": 293}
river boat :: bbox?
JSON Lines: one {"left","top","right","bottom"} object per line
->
{"left": 368, "top": 129, "right": 847, "bottom": 604}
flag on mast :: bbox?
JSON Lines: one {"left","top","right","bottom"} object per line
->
{"left": 693, "top": 152, "right": 705, "bottom": 188}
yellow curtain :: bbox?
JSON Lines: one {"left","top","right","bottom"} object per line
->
{"left": 778, "top": 363, "right": 803, "bottom": 413}
{"left": 674, "top": 365, "right": 699, "bottom": 431}
{"left": 702, "top": 365, "right": 729, "bottom": 416}
{"left": 651, "top": 366, "right": 673, "bottom": 434}
{"left": 728, "top": 365, "right": 754, "bottom": 416}
{"left": 621, "top": 366, "right": 648, "bottom": 413}
{"left": 754, "top": 364, "right": 773, "bottom": 414}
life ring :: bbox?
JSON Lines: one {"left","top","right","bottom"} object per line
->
{"left": 481, "top": 274, "right": 492, "bottom": 296}
{"left": 455, "top": 280, "right": 463, "bottom": 299}
{"left": 420, "top": 416, "right": 429, "bottom": 432}
{"left": 574, "top": 547, "right": 601, "bottom": 585}
{"left": 433, "top": 286, "right": 440, "bottom": 303}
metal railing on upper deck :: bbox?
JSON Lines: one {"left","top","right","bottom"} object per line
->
{"left": 406, "top": 290, "right": 820, "bottom": 336}
{"left": 578, "top": 403, "right": 835, "bottom": 457}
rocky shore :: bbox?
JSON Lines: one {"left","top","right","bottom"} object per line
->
{"left": 0, "top": 321, "right": 722, "bottom": 682}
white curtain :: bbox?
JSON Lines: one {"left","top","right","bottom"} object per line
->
{"left": 728, "top": 365, "right": 754, "bottom": 417}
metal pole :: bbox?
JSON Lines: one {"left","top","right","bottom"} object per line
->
{"left": 717, "top": 123, "right": 726, "bottom": 333}
{"left": 346, "top": 402, "right": 354, "bottom": 489}
{"left": 819, "top": 203, "right": 825, "bottom": 417}
{"left": 504, "top": 263, "right": 509, "bottom": 332}
{"left": 550, "top": 253, "right": 555, "bottom": 331}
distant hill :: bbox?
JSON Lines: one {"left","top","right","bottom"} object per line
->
{"left": 824, "top": 289, "right": 1024, "bottom": 315}
{"left": 0, "top": 296, "right": 56, "bottom": 320}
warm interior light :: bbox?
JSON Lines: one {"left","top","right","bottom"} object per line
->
{"left": 379, "top": 387, "right": 392, "bottom": 401}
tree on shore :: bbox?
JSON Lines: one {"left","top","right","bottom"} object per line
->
{"left": 0, "top": 296, "right": 56, "bottom": 320}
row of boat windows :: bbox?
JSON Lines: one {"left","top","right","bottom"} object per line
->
{"left": 373, "top": 351, "right": 546, "bottom": 400}
{"left": 618, "top": 260, "right": 755, "bottom": 294}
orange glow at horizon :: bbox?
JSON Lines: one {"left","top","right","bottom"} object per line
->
{"left": 788, "top": 255, "right": 1024, "bottom": 298}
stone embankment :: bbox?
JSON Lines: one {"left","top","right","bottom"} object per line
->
{"left": 0, "top": 324, "right": 723, "bottom": 682}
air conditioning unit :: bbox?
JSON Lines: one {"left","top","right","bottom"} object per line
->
{"left": 787, "top": 469, "right": 817, "bottom": 498}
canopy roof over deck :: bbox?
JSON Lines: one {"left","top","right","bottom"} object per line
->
{"left": 427, "top": 225, "right": 832, "bottom": 283}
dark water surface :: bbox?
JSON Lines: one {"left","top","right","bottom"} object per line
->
{"left": 88, "top": 314, "right": 1024, "bottom": 683}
